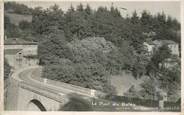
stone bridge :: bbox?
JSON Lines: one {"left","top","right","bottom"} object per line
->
{"left": 5, "top": 66, "right": 98, "bottom": 111}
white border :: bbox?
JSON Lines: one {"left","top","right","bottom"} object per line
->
{"left": 181, "top": 0, "right": 184, "bottom": 114}
{"left": 0, "top": 0, "right": 4, "bottom": 112}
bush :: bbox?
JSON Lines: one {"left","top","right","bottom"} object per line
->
{"left": 42, "top": 61, "right": 112, "bottom": 93}
{"left": 38, "top": 32, "right": 72, "bottom": 65}
{"left": 19, "top": 20, "right": 32, "bottom": 30}
{"left": 42, "top": 62, "right": 75, "bottom": 82}
{"left": 4, "top": 59, "right": 11, "bottom": 80}
{"left": 59, "top": 93, "right": 93, "bottom": 111}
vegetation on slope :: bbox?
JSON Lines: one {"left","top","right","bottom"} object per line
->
{"left": 4, "top": 2, "right": 181, "bottom": 100}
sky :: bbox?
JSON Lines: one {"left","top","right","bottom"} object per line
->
{"left": 17, "top": 1, "right": 181, "bottom": 22}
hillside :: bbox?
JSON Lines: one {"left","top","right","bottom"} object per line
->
{"left": 4, "top": 2, "right": 181, "bottom": 102}
{"left": 5, "top": 12, "right": 32, "bottom": 26}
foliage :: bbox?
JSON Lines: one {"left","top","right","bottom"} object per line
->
{"left": 139, "top": 78, "right": 157, "bottom": 100}
{"left": 19, "top": 20, "right": 32, "bottom": 30}
{"left": 59, "top": 93, "right": 93, "bottom": 111}
{"left": 38, "top": 31, "right": 72, "bottom": 65}
{"left": 32, "top": 5, "right": 64, "bottom": 36}
{"left": 145, "top": 45, "right": 180, "bottom": 101}
{"left": 4, "top": 59, "right": 11, "bottom": 80}
{"left": 5, "top": 2, "right": 181, "bottom": 98}
{"left": 160, "top": 63, "right": 181, "bottom": 101}
{"left": 131, "top": 11, "right": 139, "bottom": 24}
{"left": 4, "top": 15, "right": 21, "bottom": 38}
{"left": 146, "top": 45, "right": 171, "bottom": 76}
{"left": 41, "top": 37, "right": 117, "bottom": 93}
{"left": 5, "top": 2, "right": 180, "bottom": 43}
{"left": 5, "top": 2, "right": 32, "bottom": 15}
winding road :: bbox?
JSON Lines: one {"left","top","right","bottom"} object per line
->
{"left": 11, "top": 66, "right": 94, "bottom": 98}
{"left": 8, "top": 66, "right": 161, "bottom": 111}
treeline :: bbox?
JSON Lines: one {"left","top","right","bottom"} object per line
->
{"left": 5, "top": 2, "right": 33, "bottom": 15}
{"left": 5, "top": 3, "right": 180, "bottom": 43}
{"left": 4, "top": 2, "right": 33, "bottom": 40}
{"left": 4, "top": 3, "right": 181, "bottom": 96}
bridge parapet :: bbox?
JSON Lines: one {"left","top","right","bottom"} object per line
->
{"left": 19, "top": 81, "right": 67, "bottom": 103}
{"left": 31, "top": 68, "right": 106, "bottom": 98}
{"left": 6, "top": 66, "right": 106, "bottom": 111}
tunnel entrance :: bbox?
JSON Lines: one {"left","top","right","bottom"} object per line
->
{"left": 27, "top": 99, "right": 46, "bottom": 111}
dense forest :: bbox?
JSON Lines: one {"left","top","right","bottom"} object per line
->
{"left": 5, "top": 2, "right": 181, "bottom": 100}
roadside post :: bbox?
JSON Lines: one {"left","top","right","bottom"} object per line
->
{"left": 43, "top": 78, "right": 47, "bottom": 84}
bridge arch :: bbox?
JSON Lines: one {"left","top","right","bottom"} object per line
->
{"left": 27, "top": 99, "right": 47, "bottom": 111}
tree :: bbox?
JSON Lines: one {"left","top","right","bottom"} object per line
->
{"left": 59, "top": 93, "right": 93, "bottom": 111}
{"left": 146, "top": 44, "right": 172, "bottom": 80}
{"left": 139, "top": 78, "right": 157, "bottom": 100}
{"left": 64, "top": 5, "right": 94, "bottom": 40}
{"left": 4, "top": 59, "right": 11, "bottom": 80}
{"left": 141, "top": 10, "right": 151, "bottom": 25}
{"left": 32, "top": 5, "right": 64, "bottom": 36}
{"left": 145, "top": 44, "right": 180, "bottom": 101}
{"left": 119, "top": 40, "right": 136, "bottom": 70}
{"left": 156, "top": 12, "right": 167, "bottom": 27}
{"left": 49, "top": 4, "right": 59, "bottom": 11}
{"left": 152, "top": 45, "right": 171, "bottom": 68}
{"left": 31, "top": 3, "right": 180, "bottom": 100}
{"left": 110, "top": 5, "right": 121, "bottom": 17}
{"left": 131, "top": 11, "right": 139, "bottom": 24}
{"left": 42, "top": 61, "right": 75, "bottom": 82}
{"left": 4, "top": 15, "right": 21, "bottom": 37}
{"left": 32, "top": 7, "right": 45, "bottom": 35}
{"left": 166, "top": 16, "right": 173, "bottom": 28}
{"left": 166, "top": 66, "right": 181, "bottom": 101}
{"left": 140, "top": 10, "right": 153, "bottom": 32}
{"left": 124, "top": 85, "right": 141, "bottom": 98}
{"left": 5, "top": 2, "right": 32, "bottom": 15}
{"left": 19, "top": 20, "right": 32, "bottom": 30}
{"left": 77, "top": 3, "right": 84, "bottom": 12}
{"left": 64, "top": 4, "right": 75, "bottom": 22}
{"left": 38, "top": 31, "right": 72, "bottom": 65}
{"left": 85, "top": 4, "right": 92, "bottom": 16}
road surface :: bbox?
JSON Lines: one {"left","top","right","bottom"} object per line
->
{"left": 12, "top": 66, "right": 93, "bottom": 98}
